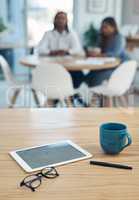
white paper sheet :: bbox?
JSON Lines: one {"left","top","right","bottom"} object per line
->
{"left": 75, "top": 57, "right": 116, "bottom": 66}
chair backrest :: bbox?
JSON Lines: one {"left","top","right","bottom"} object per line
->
{"left": 0, "top": 55, "right": 15, "bottom": 83}
{"left": 32, "top": 61, "right": 74, "bottom": 100}
{"left": 108, "top": 60, "right": 137, "bottom": 96}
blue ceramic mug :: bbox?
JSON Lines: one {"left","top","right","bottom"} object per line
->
{"left": 100, "top": 123, "right": 132, "bottom": 154}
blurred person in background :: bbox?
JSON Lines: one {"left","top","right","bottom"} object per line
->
{"left": 86, "top": 17, "right": 130, "bottom": 87}
{"left": 37, "top": 11, "right": 85, "bottom": 89}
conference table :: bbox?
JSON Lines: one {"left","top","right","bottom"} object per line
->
{"left": 0, "top": 108, "right": 139, "bottom": 200}
{"left": 20, "top": 55, "right": 120, "bottom": 71}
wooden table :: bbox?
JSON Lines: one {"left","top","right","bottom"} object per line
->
{"left": 20, "top": 55, "right": 120, "bottom": 71}
{"left": 0, "top": 108, "right": 139, "bottom": 200}
{"left": 126, "top": 35, "right": 139, "bottom": 50}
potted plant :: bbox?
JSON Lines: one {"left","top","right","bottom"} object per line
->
{"left": 84, "top": 24, "right": 99, "bottom": 47}
{"left": 0, "top": 18, "right": 7, "bottom": 38}
{"left": 0, "top": 18, "right": 7, "bottom": 32}
{"left": 84, "top": 24, "right": 101, "bottom": 57}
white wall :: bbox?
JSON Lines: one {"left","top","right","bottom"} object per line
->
{"left": 121, "top": 0, "right": 139, "bottom": 87}
{"left": 73, "top": 0, "right": 122, "bottom": 35}
{"left": 122, "top": 0, "right": 139, "bottom": 25}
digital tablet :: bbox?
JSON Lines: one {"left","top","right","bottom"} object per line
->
{"left": 10, "top": 140, "right": 92, "bottom": 172}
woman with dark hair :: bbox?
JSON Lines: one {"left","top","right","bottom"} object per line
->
{"left": 99, "top": 17, "right": 129, "bottom": 60}
{"left": 86, "top": 17, "right": 130, "bottom": 87}
{"left": 54, "top": 11, "right": 69, "bottom": 33}
{"left": 37, "top": 11, "right": 84, "bottom": 57}
{"left": 37, "top": 11, "right": 85, "bottom": 88}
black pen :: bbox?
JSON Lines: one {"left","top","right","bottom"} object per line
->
{"left": 90, "top": 160, "right": 133, "bottom": 170}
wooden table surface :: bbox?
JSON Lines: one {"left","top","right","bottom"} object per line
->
{"left": 126, "top": 35, "right": 139, "bottom": 50}
{"left": 0, "top": 108, "right": 139, "bottom": 200}
{"left": 20, "top": 55, "right": 120, "bottom": 71}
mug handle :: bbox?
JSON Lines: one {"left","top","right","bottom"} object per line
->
{"left": 122, "top": 133, "right": 132, "bottom": 149}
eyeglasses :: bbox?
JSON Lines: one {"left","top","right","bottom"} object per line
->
{"left": 20, "top": 167, "right": 59, "bottom": 192}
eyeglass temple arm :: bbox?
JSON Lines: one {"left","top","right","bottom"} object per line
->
{"left": 20, "top": 180, "right": 36, "bottom": 192}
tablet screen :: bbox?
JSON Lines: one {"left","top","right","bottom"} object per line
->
{"left": 16, "top": 141, "right": 89, "bottom": 169}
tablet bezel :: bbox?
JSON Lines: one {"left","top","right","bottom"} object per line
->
{"left": 9, "top": 140, "right": 92, "bottom": 173}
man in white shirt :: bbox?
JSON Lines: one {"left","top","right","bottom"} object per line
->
{"left": 37, "top": 11, "right": 85, "bottom": 88}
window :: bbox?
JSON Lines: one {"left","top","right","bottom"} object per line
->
{"left": 6, "top": 0, "right": 12, "bottom": 23}
{"left": 27, "top": 0, "right": 73, "bottom": 45}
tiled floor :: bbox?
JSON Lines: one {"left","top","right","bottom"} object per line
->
{"left": 0, "top": 74, "right": 36, "bottom": 108}
{"left": 0, "top": 79, "right": 139, "bottom": 108}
